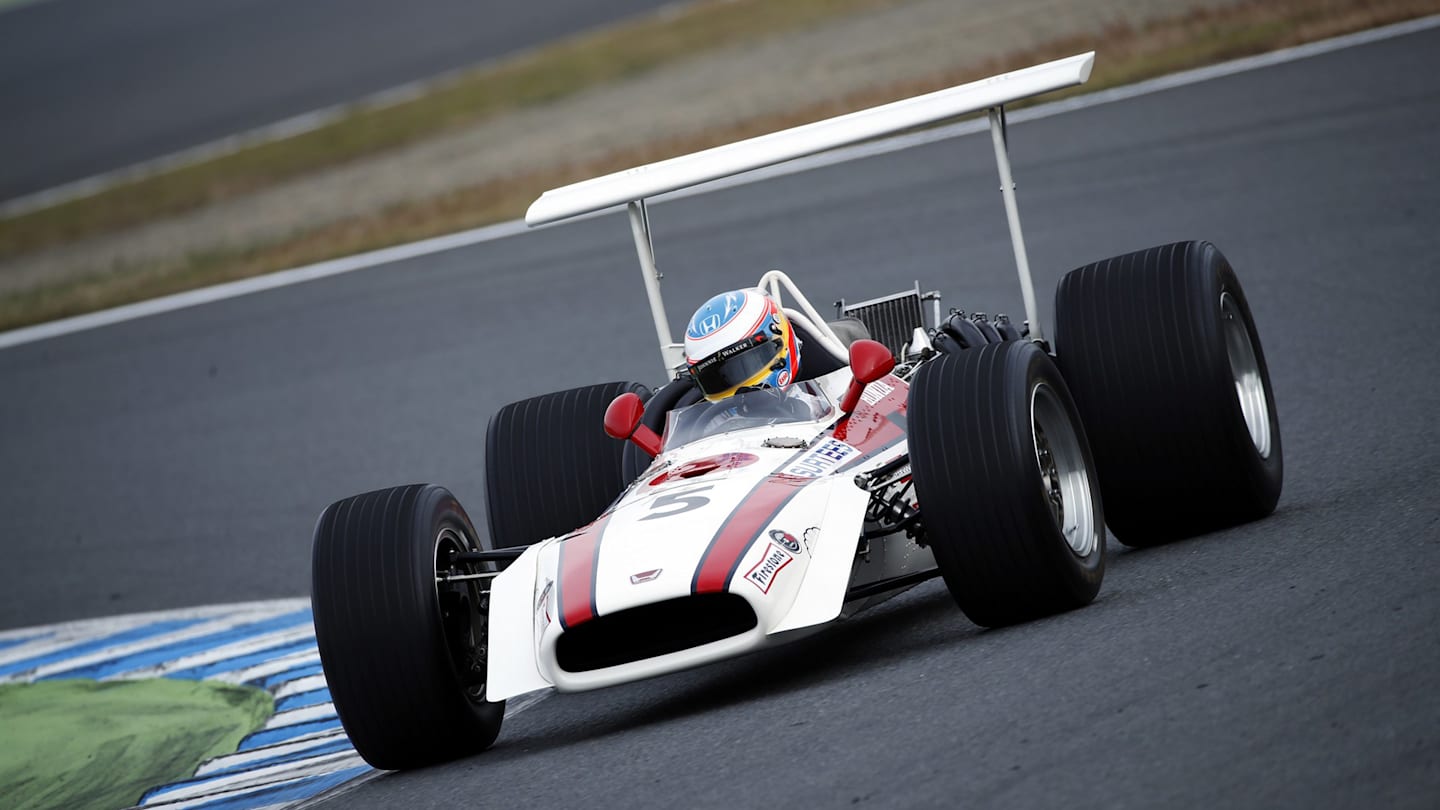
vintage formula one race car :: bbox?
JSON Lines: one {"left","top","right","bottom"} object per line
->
{"left": 310, "top": 52, "right": 1283, "bottom": 770}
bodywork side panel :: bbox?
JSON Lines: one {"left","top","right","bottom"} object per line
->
{"left": 486, "top": 541, "right": 553, "bottom": 701}
{"left": 485, "top": 369, "right": 918, "bottom": 697}
{"left": 771, "top": 476, "right": 871, "bottom": 632}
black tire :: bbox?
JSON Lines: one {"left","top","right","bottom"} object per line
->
{"left": 909, "top": 342, "right": 1106, "bottom": 627}
{"left": 485, "top": 381, "right": 649, "bottom": 549}
{"left": 1054, "top": 241, "right": 1282, "bottom": 545}
{"left": 312, "top": 484, "right": 504, "bottom": 770}
{"left": 623, "top": 376, "right": 705, "bottom": 474}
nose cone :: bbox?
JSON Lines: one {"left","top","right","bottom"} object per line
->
{"left": 583, "top": 455, "right": 818, "bottom": 624}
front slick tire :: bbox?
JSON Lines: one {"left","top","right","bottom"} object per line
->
{"left": 312, "top": 484, "right": 504, "bottom": 770}
{"left": 909, "top": 342, "right": 1105, "bottom": 628}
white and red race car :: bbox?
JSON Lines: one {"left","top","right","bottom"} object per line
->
{"left": 310, "top": 52, "right": 1282, "bottom": 770}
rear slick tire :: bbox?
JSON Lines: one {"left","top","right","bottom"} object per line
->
{"left": 312, "top": 484, "right": 504, "bottom": 770}
{"left": 1054, "top": 241, "right": 1282, "bottom": 546}
{"left": 485, "top": 381, "right": 650, "bottom": 549}
{"left": 909, "top": 342, "right": 1105, "bottom": 628}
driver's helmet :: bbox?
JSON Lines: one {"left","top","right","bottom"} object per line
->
{"left": 684, "top": 288, "right": 800, "bottom": 402}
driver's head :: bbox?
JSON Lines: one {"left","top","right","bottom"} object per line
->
{"left": 684, "top": 288, "right": 799, "bottom": 402}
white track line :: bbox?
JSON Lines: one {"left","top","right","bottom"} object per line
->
{"left": 110, "top": 626, "right": 316, "bottom": 681}
{"left": 0, "top": 622, "right": 144, "bottom": 666}
{"left": 9, "top": 599, "right": 551, "bottom": 808}
{"left": 139, "top": 752, "right": 368, "bottom": 806}
{"left": 34, "top": 617, "right": 309, "bottom": 682}
{"left": 0, "top": 599, "right": 307, "bottom": 665}
{"left": 8, "top": 600, "right": 359, "bottom": 810}
{"left": 272, "top": 687, "right": 558, "bottom": 809}
{"left": 147, "top": 694, "right": 549, "bottom": 809}
{"left": 194, "top": 731, "right": 351, "bottom": 778}
{"left": 261, "top": 703, "right": 337, "bottom": 729}
{"left": 211, "top": 648, "right": 321, "bottom": 686}
{"left": 271, "top": 673, "right": 329, "bottom": 699}
{"left": 1, "top": 13, "right": 1436, "bottom": 354}
{"left": 1, "top": 610, "right": 309, "bottom": 682}
{"left": 135, "top": 766, "right": 369, "bottom": 810}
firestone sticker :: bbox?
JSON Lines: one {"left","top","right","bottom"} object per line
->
{"left": 745, "top": 543, "right": 795, "bottom": 594}
{"left": 782, "top": 437, "right": 858, "bottom": 478}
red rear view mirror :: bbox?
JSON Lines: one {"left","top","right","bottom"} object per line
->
{"left": 604, "top": 392, "right": 662, "bottom": 457}
{"left": 839, "top": 339, "right": 896, "bottom": 413}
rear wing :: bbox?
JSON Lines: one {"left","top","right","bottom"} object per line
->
{"left": 525, "top": 52, "right": 1095, "bottom": 375}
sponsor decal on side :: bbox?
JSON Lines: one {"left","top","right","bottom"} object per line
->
{"left": 768, "top": 529, "right": 802, "bottom": 554}
{"left": 860, "top": 378, "right": 895, "bottom": 405}
{"left": 744, "top": 543, "right": 794, "bottom": 594}
{"left": 782, "top": 437, "right": 858, "bottom": 479}
{"left": 691, "top": 474, "right": 807, "bottom": 594}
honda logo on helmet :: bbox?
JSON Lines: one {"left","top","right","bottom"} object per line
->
{"left": 698, "top": 314, "right": 722, "bottom": 334}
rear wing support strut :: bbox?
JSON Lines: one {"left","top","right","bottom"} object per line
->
{"left": 527, "top": 52, "right": 1095, "bottom": 377}
{"left": 630, "top": 109, "right": 1044, "bottom": 374}
{"left": 987, "top": 106, "right": 1044, "bottom": 345}
{"left": 627, "top": 200, "right": 685, "bottom": 370}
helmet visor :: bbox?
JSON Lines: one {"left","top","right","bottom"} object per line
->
{"left": 690, "top": 337, "right": 783, "bottom": 398}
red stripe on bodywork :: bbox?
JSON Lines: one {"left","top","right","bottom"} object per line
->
{"left": 834, "top": 375, "right": 908, "bottom": 466}
{"left": 692, "top": 475, "right": 808, "bottom": 594}
{"left": 557, "top": 513, "right": 611, "bottom": 630}
{"left": 689, "top": 376, "right": 912, "bottom": 595}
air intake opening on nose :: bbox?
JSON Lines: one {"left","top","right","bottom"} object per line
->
{"left": 555, "top": 593, "right": 757, "bottom": 672}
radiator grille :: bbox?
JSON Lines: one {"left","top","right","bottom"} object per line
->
{"left": 842, "top": 289, "right": 925, "bottom": 356}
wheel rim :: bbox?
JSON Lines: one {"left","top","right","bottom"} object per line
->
{"left": 434, "top": 526, "right": 490, "bottom": 706}
{"left": 1031, "top": 383, "right": 1098, "bottom": 557}
{"left": 1220, "top": 292, "right": 1272, "bottom": 458}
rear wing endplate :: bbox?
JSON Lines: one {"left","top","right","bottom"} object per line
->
{"left": 526, "top": 52, "right": 1095, "bottom": 375}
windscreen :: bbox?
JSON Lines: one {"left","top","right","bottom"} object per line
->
{"left": 664, "top": 381, "right": 833, "bottom": 450}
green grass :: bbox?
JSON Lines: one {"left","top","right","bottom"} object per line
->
{"left": 0, "top": 678, "right": 273, "bottom": 810}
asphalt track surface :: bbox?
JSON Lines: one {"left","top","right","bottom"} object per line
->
{"left": 0, "top": 0, "right": 675, "bottom": 202}
{"left": 2, "top": 26, "right": 1438, "bottom": 809}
